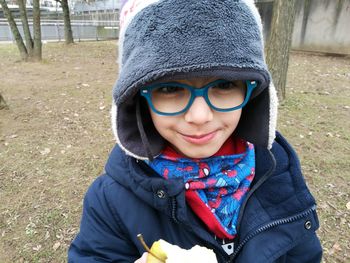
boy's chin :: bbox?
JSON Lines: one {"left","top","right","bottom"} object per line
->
{"left": 177, "top": 147, "right": 219, "bottom": 159}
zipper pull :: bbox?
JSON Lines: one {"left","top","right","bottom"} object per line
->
{"left": 215, "top": 235, "right": 235, "bottom": 256}
{"left": 221, "top": 239, "right": 234, "bottom": 255}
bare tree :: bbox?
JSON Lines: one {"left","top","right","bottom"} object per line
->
{"left": 56, "top": 0, "right": 74, "bottom": 44}
{"left": 0, "top": 0, "right": 28, "bottom": 60}
{"left": 266, "top": 0, "right": 297, "bottom": 101}
{"left": 17, "top": 0, "right": 33, "bottom": 56}
{"left": 0, "top": 0, "right": 42, "bottom": 61}
{"left": 32, "top": 0, "right": 42, "bottom": 61}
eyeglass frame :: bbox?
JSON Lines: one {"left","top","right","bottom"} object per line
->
{"left": 140, "top": 79, "right": 257, "bottom": 116}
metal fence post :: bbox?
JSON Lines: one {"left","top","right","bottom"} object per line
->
{"left": 8, "top": 25, "right": 14, "bottom": 43}
{"left": 78, "top": 23, "right": 81, "bottom": 42}
{"left": 55, "top": 22, "right": 60, "bottom": 42}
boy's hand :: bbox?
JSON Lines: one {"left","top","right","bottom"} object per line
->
{"left": 134, "top": 252, "right": 148, "bottom": 263}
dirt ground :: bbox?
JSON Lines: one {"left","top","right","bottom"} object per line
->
{"left": 0, "top": 41, "right": 349, "bottom": 262}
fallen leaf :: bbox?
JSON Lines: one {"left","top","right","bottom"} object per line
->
{"left": 39, "top": 148, "right": 51, "bottom": 155}
{"left": 326, "top": 132, "right": 334, "bottom": 137}
{"left": 331, "top": 242, "right": 342, "bottom": 252}
{"left": 340, "top": 218, "right": 347, "bottom": 225}
{"left": 53, "top": 241, "right": 61, "bottom": 251}
{"left": 318, "top": 202, "right": 329, "bottom": 210}
{"left": 346, "top": 201, "right": 350, "bottom": 210}
{"left": 32, "top": 244, "right": 42, "bottom": 251}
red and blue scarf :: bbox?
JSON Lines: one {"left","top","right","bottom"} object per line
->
{"left": 147, "top": 138, "right": 255, "bottom": 239}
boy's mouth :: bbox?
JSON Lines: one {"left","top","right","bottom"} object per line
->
{"left": 180, "top": 131, "right": 217, "bottom": 144}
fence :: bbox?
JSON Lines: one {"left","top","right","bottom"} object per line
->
{"left": 0, "top": 19, "right": 118, "bottom": 42}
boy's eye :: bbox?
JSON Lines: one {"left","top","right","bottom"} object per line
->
{"left": 153, "top": 85, "right": 184, "bottom": 94}
{"left": 212, "top": 81, "right": 238, "bottom": 91}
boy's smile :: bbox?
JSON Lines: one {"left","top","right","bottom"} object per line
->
{"left": 180, "top": 130, "right": 217, "bottom": 145}
{"left": 148, "top": 78, "right": 242, "bottom": 158}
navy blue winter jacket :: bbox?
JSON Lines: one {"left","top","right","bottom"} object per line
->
{"left": 68, "top": 133, "right": 322, "bottom": 262}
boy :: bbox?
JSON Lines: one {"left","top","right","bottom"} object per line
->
{"left": 68, "top": 0, "right": 322, "bottom": 262}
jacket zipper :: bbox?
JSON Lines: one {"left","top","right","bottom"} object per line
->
{"left": 171, "top": 197, "right": 180, "bottom": 224}
{"left": 236, "top": 150, "right": 276, "bottom": 234}
{"left": 170, "top": 195, "right": 229, "bottom": 261}
{"left": 227, "top": 205, "right": 317, "bottom": 262}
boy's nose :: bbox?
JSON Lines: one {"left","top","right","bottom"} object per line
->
{"left": 184, "top": 97, "right": 213, "bottom": 124}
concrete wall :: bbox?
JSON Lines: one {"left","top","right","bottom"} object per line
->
{"left": 257, "top": 0, "right": 350, "bottom": 55}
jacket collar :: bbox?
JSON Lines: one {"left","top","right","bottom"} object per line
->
{"left": 237, "top": 132, "right": 317, "bottom": 239}
{"left": 105, "top": 147, "right": 184, "bottom": 219}
{"left": 105, "top": 132, "right": 316, "bottom": 231}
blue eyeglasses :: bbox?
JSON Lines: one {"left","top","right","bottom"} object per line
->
{"left": 140, "top": 79, "right": 257, "bottom": 116}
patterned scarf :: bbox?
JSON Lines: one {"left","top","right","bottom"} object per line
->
{"left": 147, "top": 139, "right": 255, "bottom": 239}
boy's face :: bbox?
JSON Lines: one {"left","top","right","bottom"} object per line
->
{"left": 148, "top": 78, "right": 242, "bottom": 158}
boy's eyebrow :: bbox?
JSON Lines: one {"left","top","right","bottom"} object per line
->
{"left": 147, "top": 77, "right": 219, "bottom": 86}
{"left": 168, "top": 77, "right": 220, "bottom": 87}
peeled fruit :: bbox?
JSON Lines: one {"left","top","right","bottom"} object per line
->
{"left": 147, "top": 239, "right": 217, "bottom": 263}
{"left": 146, "top": 240, "right": 167, "bottom": 263}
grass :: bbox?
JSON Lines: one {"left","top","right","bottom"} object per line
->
{"left": 1, "top": 41, "right": 117, "bottom": 262}
{"left": 278, "top": 52, "right": 350, "bottom": 262}
{"left": 1, "top": 42, "right": 349, "bottom": 262}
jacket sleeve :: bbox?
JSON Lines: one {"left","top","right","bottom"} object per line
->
{"left": 276, "top": 232, "right": 322, "bottom": 263}
{"left": 68, "top": 176, "right": 139, "bottom": 262}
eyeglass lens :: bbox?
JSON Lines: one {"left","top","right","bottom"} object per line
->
{"left": 150, "top": 81, "right": 246, "bottom": 114}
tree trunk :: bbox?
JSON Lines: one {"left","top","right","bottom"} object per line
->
{"left": 60, "top": 0, "right": 74, "bottom": 44}
{"left": 266, "top": 0, "right": 297, "bottom": 101}
{"left": 17, "top": 0, "right": 34, "bottom": 56}
{"left": 32, "top": 0, "right": 42, "bottom": 61}
{"left": 0, "top": 0, "right": 28, "bottom": 61}
{"left": 0, "top": 93, "right": 9, "bottom": 110}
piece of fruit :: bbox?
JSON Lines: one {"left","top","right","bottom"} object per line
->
{"left": 147, "top": 240, "right": 167, "bottom": 263}
{"left": 147, "top": 239, "right": 217, "bottom": 263}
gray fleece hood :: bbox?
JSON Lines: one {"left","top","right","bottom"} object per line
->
{"left": 111, "top": 0, "right": 278, "bottom": 160}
